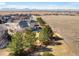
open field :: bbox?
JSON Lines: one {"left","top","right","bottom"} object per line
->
{"left": 0, "top": 11, "right": 52, "bottom": 15}
{"left": 0, "top": 11, "right": 78, "bottom": 15}
{"left": 41, "top": 15, "right": 79, "bottom": 55}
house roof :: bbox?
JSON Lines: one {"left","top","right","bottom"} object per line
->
{"left": 19, "top": 21, "right": 29, "bottom": 28}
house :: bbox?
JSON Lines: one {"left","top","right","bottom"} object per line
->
{"left": 2, "top": 15, "right": 11, "bottom": 23}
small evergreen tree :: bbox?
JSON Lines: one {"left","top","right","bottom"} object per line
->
{"left": 39, "top": 26, "right": 50, "bottom": 45}
{"left": 9, "top": 30, "right": 36, "bottom": 56}
{"left": 9, "top": 32, "right": 24, "bottom": 55}
{"left": 9, "top": 30, "right": 35, "bottom": 55}
{"left": 45, "top": 25, "right": 54, "bottom": 39}
{"left": 23, "top": 30, "right": 36, "bottom": 48}
{"left": 37, "top": 17, "right": 46, "bottom": 26}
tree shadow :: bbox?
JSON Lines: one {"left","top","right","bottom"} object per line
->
{"left": 29, "top": 46, "right": 54, "bottom": 56}
{"left": 49, "top": 36, "right": 64, "bottom": 46}
{"left": 52, "top": 36, "right": 63, "bottom": 41}
{"left": 48, "top": 41, "right": 63, "bottom": 46}
{"left": 55, "top": 41, "right": 62, "bottom": 45}
{"left": 35, "top": 46, "right": 52, "bottom": 52}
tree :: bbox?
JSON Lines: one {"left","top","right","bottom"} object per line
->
{"left": 9, "top": 30, "right": 37, "bottom": 56}
{"left": 39, "top": 25, "right": 54, "bottom": 45}
{"left": 36, "top": 17, "right": 46, "bottom": 26}
{"left": 23, "top": 30, "right": 36, "bottom": 48}
{"left": 9, "top": 32, "right": 24, "bottom": 55}
{"left": 45, "top": 25, "right": 54, "bottom": 39}
{"left": 39, "top": 26, "right": 50, "bottom": 45}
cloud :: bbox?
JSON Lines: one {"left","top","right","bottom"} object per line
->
{"left": 67, "top": 2, "right": 79, "bottom": 5}
{"left": 0, "top": 2, "right": 6, "bottom": 5}
{"left": 0, "top": 5, "right": 29, "bottom": 9}
{"left": 45, "top": 3, "right": 79, "bottom": 9}
{"left": 42, "top": 5, "right": 78, "bottom": 9}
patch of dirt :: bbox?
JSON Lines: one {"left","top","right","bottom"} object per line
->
{"left": 0, "top": 48, "right": 10, "bottom": 56}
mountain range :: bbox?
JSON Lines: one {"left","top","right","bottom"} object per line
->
{"left": 0, "top": 8, "right": 79, "bottom": 12}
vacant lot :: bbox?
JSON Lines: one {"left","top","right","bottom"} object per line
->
{"left": 41, "top": 15, "right": 79, "bottom": 55}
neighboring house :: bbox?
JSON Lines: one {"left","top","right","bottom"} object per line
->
{"left": 4, "top": 15, "right": 40, "bottom": 34}
{"left": 2, "top": 15, "right": 11, "bottom": 23}
{"left": 18, "top": 20, "right": 30, "bottom": 30}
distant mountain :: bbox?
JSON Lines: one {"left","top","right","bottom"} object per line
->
{"left": 0, "top": 8, "right": 31, "bottom": 11}
{"left": 0, "top": 8, "right": 79, "bottom": 12}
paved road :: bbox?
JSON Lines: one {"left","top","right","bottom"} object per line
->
{"left": 41, "top": 15, "right": 79, "bottom": 55}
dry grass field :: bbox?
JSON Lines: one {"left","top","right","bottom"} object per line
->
{"left": 0, "top": 11, "right": 52, "bottom": 15}
{"left": 41, "top": 15, "right": 79, "bottom": 55}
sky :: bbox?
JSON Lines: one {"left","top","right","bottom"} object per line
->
{"left": 0, "top": 2, "right": 79, "bottom": 10}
